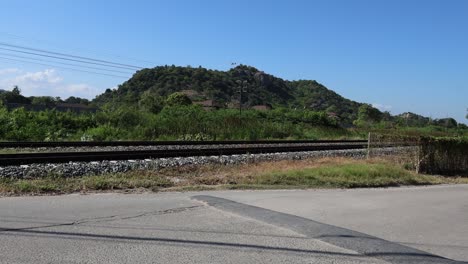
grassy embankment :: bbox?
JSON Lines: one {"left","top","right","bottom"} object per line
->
{"left": 1, "top": 158, "right": 467, "bottom": 196}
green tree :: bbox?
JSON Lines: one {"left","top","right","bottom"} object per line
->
{"left": 325, "top": 105, "right": 338, "bottom": 113}
{"left": 166, "top": 92, "right": 192, "bottom": 106}
{"left": 63, "top": 96, "right": 90, "bottom": 105}
{"left": 353, "top": 104, "right": 383, "bottom": 127}
{"left": 434, "top": 118, "right": 457, "bottom": 129}
{"left": 0, "top": 86, "right": 31, "bottom": 105}
{"left": 138, "top": 91, "right": 165, "bottom": 113}
{"left": 12, "top": 85, "right": 21, "bottom": 95}
{"left": 31, "top": 96, "right": 57, "bottom": 108}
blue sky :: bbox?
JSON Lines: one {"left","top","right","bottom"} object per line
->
{"left": 0, "top": 0, "right": 466, "bottom": 123}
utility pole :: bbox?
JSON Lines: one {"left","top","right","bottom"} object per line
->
{"left": 236, "top": 80, "right": 248, "bottom": 117}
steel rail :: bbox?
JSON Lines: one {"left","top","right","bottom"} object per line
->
{"left": 0, "top": 140, "right": 367, "bottom": 148}
{"left": 0, "top": 144, "right": 368, "bottom": 166}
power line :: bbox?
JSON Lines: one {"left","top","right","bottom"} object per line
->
{"left": 0, "top": 31, "right": 157, "bottom": 65}
{"left": 0, "top": 42, "right": 143, "bottom": 70}
{"left": 0, "top": 52, "right": 134, "bottom": 75}
{"left": 0, "top": 46, "right": 140, "bottom": 71}
{"left": 0, "top": 41, "right": 144, "bottom": 69}
{"left": 0, "top": 56, "right": 130, "bottom": 79}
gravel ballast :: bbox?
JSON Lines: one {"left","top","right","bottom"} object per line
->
{"left": 0, "top": 147, "right": 412, "bottom": 179}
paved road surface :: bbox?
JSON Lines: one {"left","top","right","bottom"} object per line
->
{"left": 213, "top": 184, "right": 468, "bottom": 262}
{"left": 0, "top": 184, "right": 467, "bottom": 263}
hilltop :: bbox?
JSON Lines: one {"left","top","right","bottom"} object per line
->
{"left": 93, "top": 65, "right": 364, "bottom": 124}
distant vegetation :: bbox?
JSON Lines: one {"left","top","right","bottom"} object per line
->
{"left": 0, "top": 65, "right": 466, "bottom": 141}
{"left": 0, "top": 103, "right": 347, "bottom": 141}
{"left": 0, "top": 85, "right": 90, "bottom": 108}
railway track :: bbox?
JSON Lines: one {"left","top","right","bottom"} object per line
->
{"left": 0, "top": 141, "right": 368, "bottom": 166}
{"left": 0, "top": 139, "right": 366, "bottom": 148}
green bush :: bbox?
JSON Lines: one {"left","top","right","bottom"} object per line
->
{"left": 83, "top": 125, "right": 122, "bottom": 141}
{"left": 0, "top": 104, "right": 350, "bottom": 141}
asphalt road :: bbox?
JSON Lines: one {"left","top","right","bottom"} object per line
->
{"left": 211, "top": 184, "right": 468, "bottom": 262}
{"left": 1, "top": 185, "right": 467, "bottom": 263}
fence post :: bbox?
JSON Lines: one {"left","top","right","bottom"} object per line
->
{"left": 416, "top": 137, "right": 422, "bottom": 174}
{"left": 366, "top": 132, "right": 371, "bottom": 159}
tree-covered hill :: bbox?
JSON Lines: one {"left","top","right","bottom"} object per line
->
{"left": 288, "top": 80, "right": 362, "bottom": 123}
{"left": 0, "top": 65, "right": 465, "bottom": 142}
{"left": 93, "top": 65, "right": 365, "bottom": 124}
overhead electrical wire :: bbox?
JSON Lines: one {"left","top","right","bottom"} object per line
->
{"left": 0, "top": 52, "right": 134, "bottom": 75}
{"left": 0, "top": 56, "right": 129, "bottom": 79}
{"left": 0, "top": 39, "right": 148, "bottom": 79}
{"left": 0, "top": 31, "right": 156, "bottom": 65}
{"left": 0, "top": 46, "right": 140, "bottom": 71}
{"left": 0, "top": 42, "right": 143, "bottom": 70}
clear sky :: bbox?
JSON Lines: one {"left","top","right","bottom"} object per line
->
{"left": 0, "top": 0, "right": 466, "bottom": 123}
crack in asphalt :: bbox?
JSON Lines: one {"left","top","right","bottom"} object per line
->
{"left": 75, "top": 205, "right": 204, "bottom": 224}
{"left": 0, "top": 205, "right": 204, "bottom": 233}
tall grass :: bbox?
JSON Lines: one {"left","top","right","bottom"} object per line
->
{"left": 0, "top": 105, "right": 349, "bottom": 141}
{"left": 0, "top": 104, "right": 465, "bottom": 141}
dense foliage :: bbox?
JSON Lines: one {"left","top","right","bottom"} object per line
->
{"left": 0, "top": 86, "right": 90, "bottom": 108}
{"left": 0, "top": 86, "right": 31, "bottom": 105}
{"left": 419, "top": 137, "right": 468, "bottom": 176}
{"left": 1, "top": 65, "right": 466, "bottom": 142}
{"left": 0, "top": 106, "right": 94, "bottom": 141}
{"left": 93, "top": 65, "right": 360, "bottom": 124}
{"left": 0, "top": 103, "right": 348, "bottom": 141}
{"left": 165, "top": 92, "right": 192, "bottom": 106}
{"left": 289, "top": 80, "right": 361, "bottom": 123}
